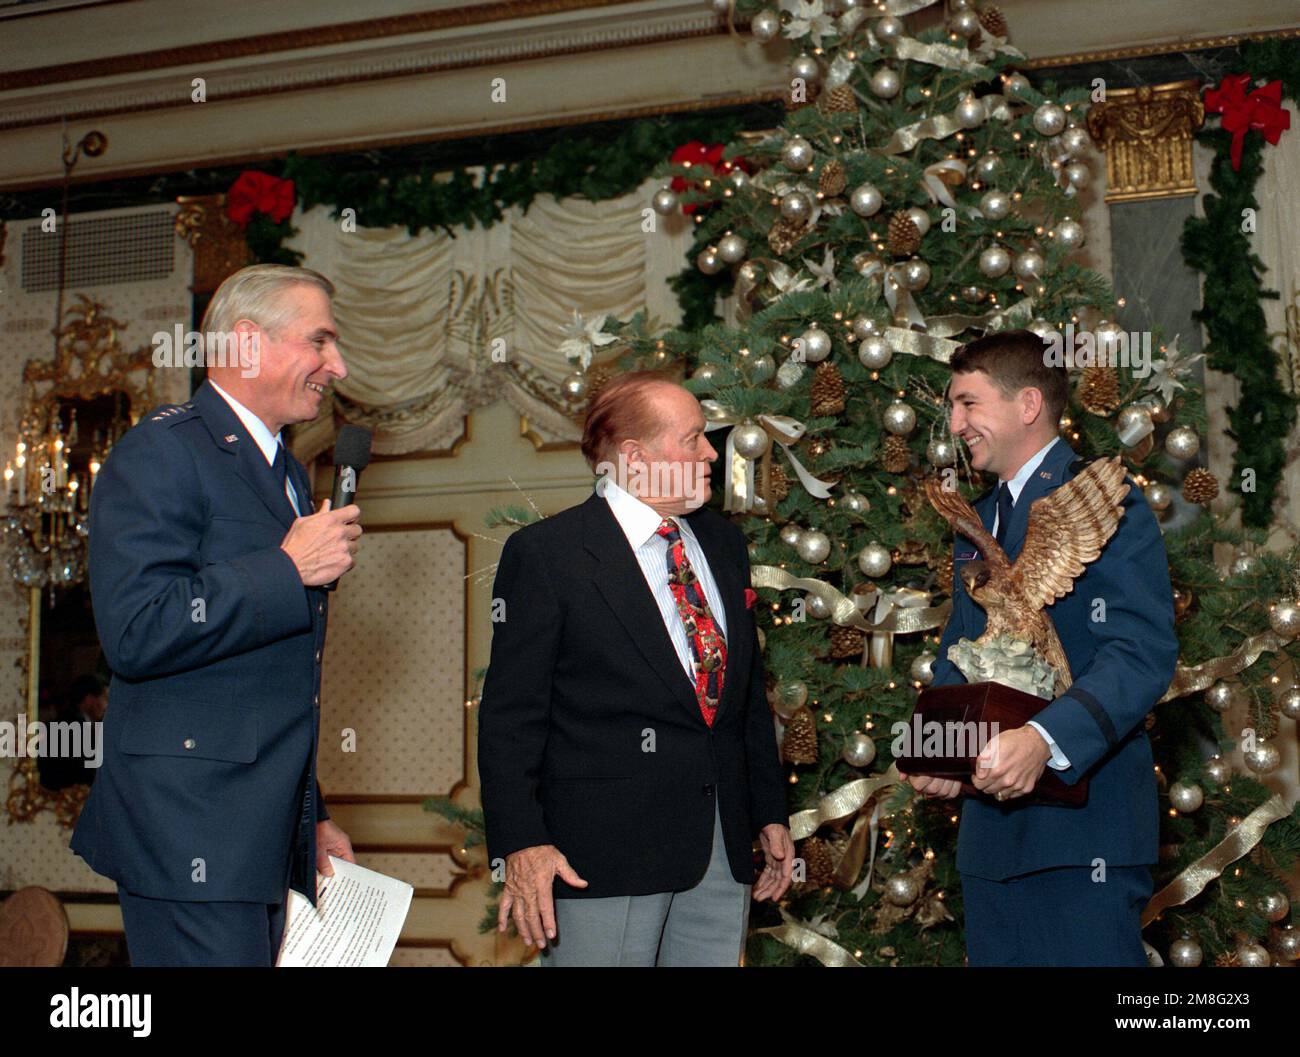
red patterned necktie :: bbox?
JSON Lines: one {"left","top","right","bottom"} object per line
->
{"left": 656, "top": 517, "right": 727, "bottom": 726}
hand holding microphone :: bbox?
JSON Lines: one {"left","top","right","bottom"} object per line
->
{"left": 280, "top": 426, "right": 372, "bottom": 588}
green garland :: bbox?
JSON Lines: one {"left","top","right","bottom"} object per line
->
{"left": 1181, "top": 39, "right": 1300, "bottom": 528}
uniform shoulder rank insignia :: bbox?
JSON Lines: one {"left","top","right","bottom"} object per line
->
{"left": 148, "top": 403, "right": 196, "bottom": 424}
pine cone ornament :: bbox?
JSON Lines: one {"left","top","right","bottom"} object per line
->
{"left": 818, "top": 159, "right": 848, "bottom": 198}
{"left": 881, "top": 434, "right": 912, "bottom": 473}
{"left": 888, "top": 213, "right": 922, "bottom": 256}
{"left": 829, "top": 623, "right": 865, "bottom": 659}
{"left": 769, "top": 217, "right": 809, "bottom": 255}
{"left": 1182, "top": 467, "right": 1220, "bottom": 504}
{"left": 811, "top": 362, "right": 846, "bottom": 415}
{"left": 764, "top": 461, "right": 791, "bottom": 504}
{"left": 819, "top": 83, "right": 857, "bottom": 115}
{"left": 800, "top": 836, "right": 836, "bottom": 886}
{"left": 1079, "top": 365, "right": 1121, "bottom": 415}
{"left": 979, "top": 5, "right": 1008, "bottom": 38}
{"left": 782, "top": 705, "right": 819, "bottom": 765}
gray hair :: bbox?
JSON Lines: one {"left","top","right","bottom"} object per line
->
{"left": 201, "top": 264, "right": 335, "bottom": 338}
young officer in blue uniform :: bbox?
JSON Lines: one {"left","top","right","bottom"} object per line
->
{"left": 71, "top": 265, "right": 363, "bottom": 966}
{"left": 904, "top": 329, "right": 1178, "bottom": 966}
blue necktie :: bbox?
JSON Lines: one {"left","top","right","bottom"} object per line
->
{"left": 272, "top": 440, "right": 300, "bottom": 516}
{"left": 994, "top": 482, "right": 1015, "bottom": 548}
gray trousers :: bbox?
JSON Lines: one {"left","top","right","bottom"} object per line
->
{"left": 541, "top": 801, "right": 752, "bottom": 966}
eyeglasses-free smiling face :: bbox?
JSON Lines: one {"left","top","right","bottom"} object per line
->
{"left": 947, "top": 368, "right": 1051, "bottom": 482}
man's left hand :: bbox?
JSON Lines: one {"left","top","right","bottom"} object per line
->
{"left": 316, "top": 820, "right": 356, "bottom": 876}
{"left": 754, "top": 823, "right": 794, "bottom": 902}
{"left": 971, "top": 726, "right": 1051, "bottom": 801}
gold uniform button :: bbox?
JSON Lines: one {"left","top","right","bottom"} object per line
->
{"left": 183, "top": 738, "right": 197, "bottom": 750}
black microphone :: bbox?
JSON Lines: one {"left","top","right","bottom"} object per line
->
{"left": 324, "top": 425, "right": 372, "bottom": 592}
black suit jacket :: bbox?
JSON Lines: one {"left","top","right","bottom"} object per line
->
{"left": 478, "top": 490, "right": 788, "bottom": 898}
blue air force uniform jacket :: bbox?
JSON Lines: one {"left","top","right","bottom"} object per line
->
{"left": 928, "top": 438, "right": 1179, "bottom": 881}
{"left": 70, "top": 379, "right": 331, "bottom": 906}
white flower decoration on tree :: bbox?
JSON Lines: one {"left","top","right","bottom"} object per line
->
{"left": 767, "top": 261, "right": 815, "bottom": 297}
{"left": 1145, "top": 335, "right": 1205, "bottom": 404}
{"left": 782, "top": 0, "right": 835, "bottom": 47}
{"left": 803, "top": 247, "right": 839, "bottom": 292}
{"left": 559, "top": 310, "right": 618, "bottom": 371}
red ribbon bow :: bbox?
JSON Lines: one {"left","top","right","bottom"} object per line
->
{"left": 744, "top": 587, "right": 758, "bottom": 610}
{"left": 1204, "top": 74, "right": 1291, "bottom": 171}
{"left": 226, "top": 171, "right": 296, "bottom": 227}
{"left": 670, "top": 140, "right": 747, "bottom": 214}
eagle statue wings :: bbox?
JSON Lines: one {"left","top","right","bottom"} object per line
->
{"left": 925, "top": 456, "right": 1130, "bottom": 695}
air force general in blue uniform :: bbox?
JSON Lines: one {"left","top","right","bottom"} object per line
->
{"left": 929, "top": 435, "right": 1179, "bottom": 966}
{"left": 71, "top": 269, "right": 357, "bottom": 966}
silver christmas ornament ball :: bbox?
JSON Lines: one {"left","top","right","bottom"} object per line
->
{"left": 780, "top": 523, "right": 804, "bottom": 547}
{"left": 1060, "top": 125, "right": 1090, "bottom": 157}
{"left": 798, "top": 325, "right": 833, "bottom": 363}
{"left": 1003, "top": 72, "right": 1031, "bottom": 97}
{"left": 1206, "top": 681, "right": 1235, "bottom": 713}
{"left": 869, "top": 67, "right": 902, "bottom": 99}
{"left": 751, "top": 7, "right": 781, "bottom": 42}
{"left": 1205, "top": 756, "right": 1232, "bottom": 783}
{"left": 1033, "top": 102, "right": 1067, "bottom": 137}
{"left": 1165, "top": 426, "right": 1200, "bottom": 460}
{"left": 733, "top": 422, "right": 771, "bottom": 459}
{"left": 774, "top": 678, "right": 809, "bottom": 717}
{"left": 717, "top": 232, "right": 748, "bottom": 263}
{"left": 905, "top": 206, "right": 931, "bottom": 236}
{"left": 1279, "top": 687, "right": 1300, "bottom": 720}
{"left": 1244, "top": 740, "right": 1281, "bottom": 775}
{"left": 782, "top": 136, "right": 815, "bottom": 172}
{"left": 1236, "top": 942, "right": 1271, "bottom": 967}
{"left": 1259, "top": 891, "right": 1290, "bottom": 923}
{"left": 910, "top": 651, "right": 936, "bottom": 685}
{"left": 797, "top": 529, "right": 831, "bottom": 564}
{"left": 1064, "top": 161, "right": 1090, "bottom": 189}
{"left": 790, "top": 53, "right": 822, "bottom": 84}
{"left": 749, "top": 354, "right": 776, "bottom": 384}
{"left": 1269, "top": 599, "right": 1300, "bottom": 639}
{"left": 874, "top": 14, "right": 904, "bottom": 41}
{"left": 850, "top": 183, "right": 884, "bottom": 217}
{"left": 1054, "top": 219, "right": 1085, "bottom": 250}
{"left": 651, "top": 187, "right": 679, "bottom": 215}
{"left": 1169, "top": 781, "right": 1203, "bottom": 813}
{"left": 1274, "top": 928, "right": 1300, "bottom": 961}
{"left": 885, "top": 874, "right": 920, "bottom": 906}
{"left": 858, "top": 541, "right": 892, "bottom": 577}
{"left": 883, "top": 400, "right": 916, "bottom": 435}
{"left": 927, "top": 437, "right": 957, "bottom": 467}
{"left": 899, "top": 257, "right": 931, "bottom": 291}
{"left": 852, "top": 315, "right": 879, "bottom": 341}
{"left": 805, "top": 591, "right": 832, "bottom": 620}
{"left": 781, "top": 190, "right": 813, "bottom": 222}
{"left": 841, "top": 491, "right": 870, "bottom": 515}
{"left": 979, "top": 189, "right": 1011, "bottom": 220}
{"left": 975, "top": 152, "right": 1002, "bottom": 181}
{"left": 1144, "top": 482, "right": 1172, "bottom": 512}
{"left": 979, "top": 245, "right": 1011, "bottom": 277}
{"left": 956, "top": 94, "right": 986, "bottom": 128}
{"left": 1169, "top": 938, "right": 1203, "bottom": 967}
{"left": 948, "top": 9, "right": 981, "bottom": 36}
{"left": 697, "top": 246, "right": 723, "bottom": 274}
{"left": 561, "top": 371, "right": 588, "bottom": 402}
{"left": 842, "top": 732, "right": 877, "bottom": 768}
{"left": 1013, "top": 248, "right": 1045, "bottom": 280}
{"left": 692, "top": 363, "right": 720, "bottom": 386}
{"left": 858, "top": 335, "right": 892, "bottom": 370}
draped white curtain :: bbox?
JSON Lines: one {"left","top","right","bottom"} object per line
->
{"left": 285, "top": 175, "right": 694, "bottom": 458}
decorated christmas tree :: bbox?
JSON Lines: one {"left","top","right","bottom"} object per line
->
{"left": 546, "top": 2, "right": 1300, "bottom": 966}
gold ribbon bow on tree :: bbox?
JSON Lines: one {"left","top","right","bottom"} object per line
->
{"left": 702, "top": 401, "right": 835, "bottom": 513}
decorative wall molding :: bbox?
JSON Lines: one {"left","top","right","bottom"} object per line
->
{"left": 1086, "top": 80, "right": 1205, "bottom": 202}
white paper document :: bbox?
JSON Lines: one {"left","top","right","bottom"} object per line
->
{"left": 276, "top": 857, "right": 413, "bottom": 967}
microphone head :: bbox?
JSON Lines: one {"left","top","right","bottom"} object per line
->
{"left": 333, "top": 425, "right": 372, "bottom": 471}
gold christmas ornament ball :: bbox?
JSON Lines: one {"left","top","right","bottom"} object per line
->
{"left": 850, "top": 183, "right": 884, "bottom": 217}
{"left": 1169, "top": 938, "right": 1203, "bottom": 967}
{"left": 781, "top": 136, "right": 815, "bottom": 172}
{"left": 979, "top": 244, "right": 1011, "bottom": 277}
{"left": 1053, "top": 219, "right": 1085, "bottom": 250}
{"left": 885, "top": 874, "right": 920, "bottom": 906}
{"left": 691, "top": 362, "right": 720, "bottom": 385}
{"left": 1269, "top": 599, "right": 1300, "bottom": 639}
{"left": 842, "top": 490, "right": 871, "bottom": 515}
{"left": 979, "top": 189, "right": 1011, "bottom": 220}
{"left": 1060, "top": 125, "right": 1090, "bottom": 157}
{"left": 750, "top": 7, "right": 781, "bottom": 42}
{"left": 859, "top": 335, "right": 893, "bottom": 370}
{"left": 1274, "top": 927, "right": 1300, "bottom": 961}
{"left": 1033, "top": 102, "right": 1067, "bottom": 137}
{"left": 869, "top": 66, "right": 902, "bottom": 99}
{"left": 1065, "top": 161, "right": 1091, "bottom": 189}
{"left": 974, "top": 152, "right": 1002, "bottom": 181}
{"left": 883, "top": 400, "right": 917, "bottom": 435}
{"left": 899, "top": 257, "right": 931, "bottom": 291}
{"left": 651, "top": 187, "right": 679, "bottom": 215}
{"left": 852, "top": 314, "right": 880, "bottom": 341}
{"left": 780, "top": 190, "right": 813, "bottom": 222}
{"left": 797, "top": 325, "right": 833, "bottom": 363}
{"left": 790, "top": 53, "right": 822, "bottom": 84}
{"left": 842, "top": 731, "right": 877, "bottom": 768}
{"left": 956, "top": 93, "right": 986, "bottom": 128}
{"left": 779, "top": 523, "right": 804, "bottom": 547}
{"left": 697, "top": 246, "right": 723, "bottom": 274}
{"left": 1278, "top": 686, "right": 1300, "bottom": 720}
{"left": 717, "top": 232, "right": 748, "bottom": 263}
{"left": 927, "top": 437, "right": 957, "bottom": 467}
{"left": 804, "top": 591, "right": 833, "bottom": 620}
{"left": 1236, "top": 942, "right": 1271, "bottom": 967}
{"left": 1144, "top": 481, "right": 1173, "bottom": 513}
{"left": 1169, "top": 781, "right": 1203, "bottom": 813}
{"left": 875, "top": 14, "right": 905, "bottom": 41}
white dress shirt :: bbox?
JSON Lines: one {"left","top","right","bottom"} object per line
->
{"left": 209, "top": 380, "right": 304, "bottom": 516}
{"left": 990, "top": 435, "right": 1071, "bottom": 771}
{"left": 599, "top": 475, "right": 729, "bottom": 685}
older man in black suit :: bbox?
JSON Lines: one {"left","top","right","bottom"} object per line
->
{"left": 479, "top": 370, "right": 793, "bottom": 966}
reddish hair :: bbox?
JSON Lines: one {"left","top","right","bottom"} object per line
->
{"left": 580, "top": 369, "right": 682, "bottom": 472}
